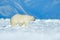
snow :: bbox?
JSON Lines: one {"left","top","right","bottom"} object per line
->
{"left": 0, "top": 18, "right": 60, "bottom": 40}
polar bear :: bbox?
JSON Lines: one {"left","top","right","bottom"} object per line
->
{"left": 11, "top": 14, "right": 35, "bottom": 26}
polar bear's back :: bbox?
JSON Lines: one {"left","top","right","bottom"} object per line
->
{"left": 12, "top": 14, "right": 34, "bottom": 21}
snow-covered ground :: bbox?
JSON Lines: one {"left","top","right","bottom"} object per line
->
{"left": 0, "top": 18, "right": 60, "bottom": 40}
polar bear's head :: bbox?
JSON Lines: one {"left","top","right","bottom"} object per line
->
{"left": 24, "top": 15, "right": 35, "bottom": 21}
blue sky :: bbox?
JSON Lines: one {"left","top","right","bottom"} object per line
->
{"left": 0, "top": 0, "right": 60, "bottom": 19}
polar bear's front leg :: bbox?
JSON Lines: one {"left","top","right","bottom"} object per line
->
{"left": 24, "top": 21, "right": 30, "bottom": 26}
{"left": 18, "top": 20, "right": 24, "bottom": 26}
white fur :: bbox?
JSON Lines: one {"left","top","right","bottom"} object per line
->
{"left": 11, "top": 14, "right": 35, "bottom": 26}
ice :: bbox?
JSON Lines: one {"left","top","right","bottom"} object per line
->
{"left": 0, "top": 18, "right": 60, "bottom": 33}
{"left": 0, "top": 18, "right": 60, "bottom": 40}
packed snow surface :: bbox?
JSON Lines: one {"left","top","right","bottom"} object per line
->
{"left": 0, "top": 18, "right": 60, "bottom": 40}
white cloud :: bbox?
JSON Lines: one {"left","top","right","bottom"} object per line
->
{"left": 51, "top": 0, "right": 60, "bottom": 7}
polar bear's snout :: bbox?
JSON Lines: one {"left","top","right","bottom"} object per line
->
{"left": 11, "top": 14, "right": 35, "bottom": 26}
